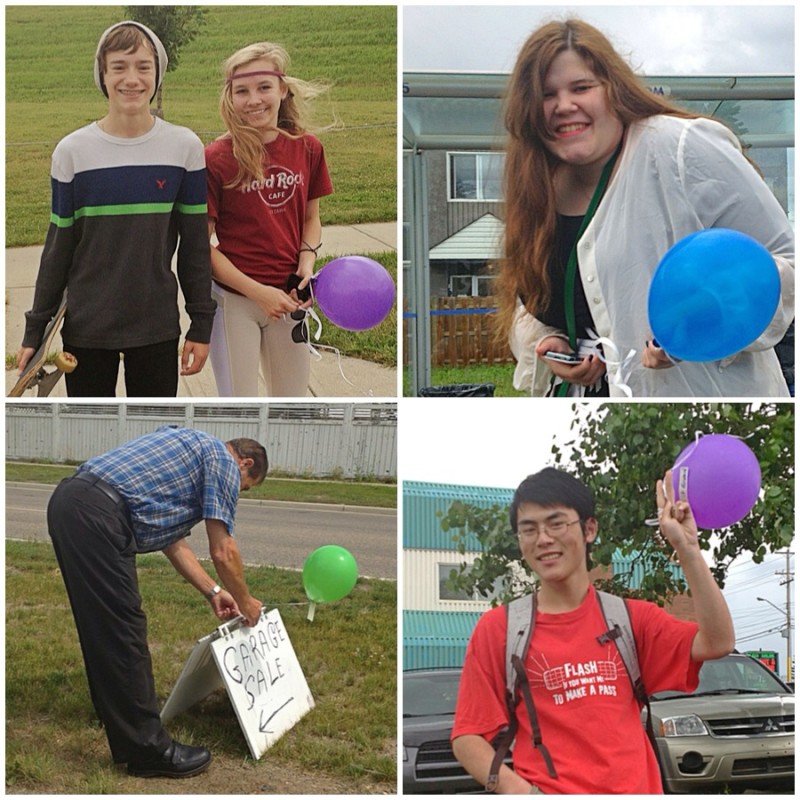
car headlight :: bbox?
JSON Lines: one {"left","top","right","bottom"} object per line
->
{"left": 402, "top": 746, "right": 408, "bottom": 762}
{"left": 659, "top": 714, "right": 709, "bottom": 737}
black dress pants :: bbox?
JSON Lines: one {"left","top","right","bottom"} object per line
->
{"left": 47, "top": 475, "right": 171, "bottom": 764}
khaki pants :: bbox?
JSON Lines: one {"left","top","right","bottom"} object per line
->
{"left": 209, "top": 283, "right": 310, "bottom": 397}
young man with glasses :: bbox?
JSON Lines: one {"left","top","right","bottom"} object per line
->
{"left": 451, "top": 467, "right": 734, "bottom": 794}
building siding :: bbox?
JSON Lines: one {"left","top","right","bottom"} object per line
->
{"left": 404, "top": 549, "right": 487, "bottom": 612}
{"left": 403, "top": 480, "right": 512, "bottom": 550}
{"left": 404, "top": 610, "right": 483, "bottom": 670}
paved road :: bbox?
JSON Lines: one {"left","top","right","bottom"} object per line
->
{"left": 6, "top": 482, "right": 397, "bottom": 580}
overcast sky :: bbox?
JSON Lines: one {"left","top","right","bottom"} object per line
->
{"left": 401, "top": 400, "right": 795, "bottom": 674}
{"left": 402, "top": 4, "right": 795, "bottom": 76}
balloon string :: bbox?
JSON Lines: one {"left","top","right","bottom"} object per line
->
{"left": 307, "top": 343, "right": 375, "bottom": 397}
{"left": 294, "top": 292, "right": 376, "bottom": 397}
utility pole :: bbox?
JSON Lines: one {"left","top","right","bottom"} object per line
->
{"left": 775, "top": 549, "right": 793, "bottom": 683}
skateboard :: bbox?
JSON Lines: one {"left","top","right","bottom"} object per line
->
{"left": 9, "top": 297, "right": 77, "bottom": 397}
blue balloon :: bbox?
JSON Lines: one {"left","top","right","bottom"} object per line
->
{"left": 647, "top": 229, "right": 780, "bottom": 362}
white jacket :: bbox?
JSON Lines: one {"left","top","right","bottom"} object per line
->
{"left": 512, "top": 115, "right": 794, "bottom": 397}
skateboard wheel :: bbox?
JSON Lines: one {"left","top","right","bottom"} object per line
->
{"left": 55, "top": 352, "right": 78, "bottom": 374}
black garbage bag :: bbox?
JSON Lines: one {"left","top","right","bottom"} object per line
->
{"left": 418, "top": 383, "right": 495, "bottom": 397}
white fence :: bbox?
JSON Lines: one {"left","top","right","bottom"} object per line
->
{"left": 6, "top": 403, "right": 397, "bottom": 480}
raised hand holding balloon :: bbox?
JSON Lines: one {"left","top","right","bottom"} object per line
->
{"left": 302, "top": 545, "right": 359, "bottom": 622}
{"left": 311, "top": 256, "right": 395, "bottom": 331}
{"left": 671, "top": 433, "right": 761, "bottom": 529}
{"left": 648, "top": 229, "right": 780, "bottom": 362}
{"left": 647, "top": 432, "right": 761, "bottom": 532}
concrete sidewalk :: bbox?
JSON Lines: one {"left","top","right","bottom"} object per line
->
{"left": 5, "top": 222, "right": 398, "bottom": 399}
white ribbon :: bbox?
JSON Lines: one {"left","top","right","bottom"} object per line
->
{"left": 584, "top": 329, "right": 637, "bottom": 397}
{"left": 285, "top": 286, "right": 375, "bottom": 397}
{"left": 296, "top": 305, "right": 324, "bottom": 350}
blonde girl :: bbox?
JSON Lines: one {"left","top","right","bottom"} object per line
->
{"left": 206, "top": 43, "right": 334, "bottom": 396}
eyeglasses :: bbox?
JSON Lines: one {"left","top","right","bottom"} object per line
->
{"left": 517, "top": 518, "right": 582, "bottom": 541}
{"left": 290, "top": 309, "right": 308, "bottom": 344}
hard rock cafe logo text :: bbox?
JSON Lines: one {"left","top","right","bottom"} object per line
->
{"left": 240, "top": 165, "right": 305, "bottom": 209}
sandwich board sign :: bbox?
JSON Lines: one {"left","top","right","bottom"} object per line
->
{"left": 161, "top": 608, "right": 314, "bottom": 760}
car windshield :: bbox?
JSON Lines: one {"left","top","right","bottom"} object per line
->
{"left": 403, "top": 672, "right": 461, "bottom": 717}
{"left": 653, "top": 656, "right": 789, "bottom": 700}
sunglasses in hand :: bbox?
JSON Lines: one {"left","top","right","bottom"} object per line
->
{"left": 286, "top": 274, "right": 312, "bottom": 303}
{"left": 290, "top": 309, "right": 308, "bottom": 344}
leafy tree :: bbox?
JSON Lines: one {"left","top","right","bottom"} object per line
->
{"left": 124, "top": 6, "right": 207, "bottom": 117}
{"left": 442, "top": 403, "right": 794, "bottom": 605}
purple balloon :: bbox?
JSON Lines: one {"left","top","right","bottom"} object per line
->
{"left": 671, "top": 434, "right": 761, "bottom": 529}
{"left": 312, "top": 256, "right": 395, "bottom": 331}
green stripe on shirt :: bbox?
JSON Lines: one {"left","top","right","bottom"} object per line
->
{"left": 175, "top": 202, "right": 209, "bottom": 215}
{"left": 50, "top": 201, "right": 208, "bottom": 227}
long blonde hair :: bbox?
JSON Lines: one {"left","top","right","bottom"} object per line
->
{"left": 218, "top": 42, "right": 334, "bottom": 188}
{"left": 494, "top": 18, "right": 698, "bottom": 340}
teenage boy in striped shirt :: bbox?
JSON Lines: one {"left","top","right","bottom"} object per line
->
{"left": 18, "top": 21, "right": 216, "bottom": 396}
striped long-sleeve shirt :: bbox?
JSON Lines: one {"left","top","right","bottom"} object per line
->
{"left": 23, "top": 118, "right": 216, "bottom": 350}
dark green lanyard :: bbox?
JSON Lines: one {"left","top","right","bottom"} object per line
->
{"left": 555, "top": 143, "right": 622, "bottom": 398}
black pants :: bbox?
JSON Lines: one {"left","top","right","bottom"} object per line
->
{"left": 62, "top": 339, "right": 180, "bottom": 397}
{"left": 47, "top": 474, "right": 171, "bottom": 764}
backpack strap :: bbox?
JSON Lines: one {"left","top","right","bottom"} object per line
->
{"left": 486, "top": 594, "right": 557, "bottom": 792}
{"left": 595, "top": 591, "right": 645, "bottom": 700}
{"left": 595, "top": 591, "right": 659, "bottom": 759}
{"left": 506, "top": 594, "right": 536, "bottom": 693}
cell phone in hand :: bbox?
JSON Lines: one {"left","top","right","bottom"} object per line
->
{"left": 543, "top": 350, "right": 584, "bottom": 365}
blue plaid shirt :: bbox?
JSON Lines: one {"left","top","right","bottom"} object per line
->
{"left": 78, "top": 425, "right": 240, "bottom": 552}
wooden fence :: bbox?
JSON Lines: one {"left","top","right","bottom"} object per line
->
{"left": 404, "top": 297, "right": 515, "bottom": 367}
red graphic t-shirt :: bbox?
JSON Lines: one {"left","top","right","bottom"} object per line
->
{"left": 205, "top": 133, "right": 333, "bottom": 290}
{"left": 452, "top": 586, "right": 701, "bottom": 794}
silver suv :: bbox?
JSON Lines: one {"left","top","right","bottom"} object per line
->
{"left": 650, "top": 652, "right": 794, "bottom": 793}
{"left": 403, "top": 669, "right": 481, "bottom": 794}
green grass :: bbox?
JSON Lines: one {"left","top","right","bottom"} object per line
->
{"left": 6, "top": 539, "right": 396, "bottom": 793}
{"left": 6, "top": 461, "right": 397, "bottom": 507}
{"left": 405, "top": 363, "right": 527, "bottom": 397}
{"left": 6, "top": 5, "right": 397, "bottom": 246}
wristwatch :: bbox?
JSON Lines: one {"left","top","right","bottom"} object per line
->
{"left": 205, "top": 584, "right": 222, "bottom": 600}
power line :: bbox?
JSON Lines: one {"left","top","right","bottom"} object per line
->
{"left": 736, "top": 626, "right": 786, "bottom": 644}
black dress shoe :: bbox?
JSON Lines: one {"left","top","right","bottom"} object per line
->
{"left": 127, "top": 741, "right": 212, "bottom": 778}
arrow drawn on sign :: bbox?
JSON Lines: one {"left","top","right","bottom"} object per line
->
{"left": 259, "top": 697, "right": 295, "bottom": 733}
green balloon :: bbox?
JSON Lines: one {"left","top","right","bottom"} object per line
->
{"left": 302, "top": 545, "right": 358, "bottom": 604}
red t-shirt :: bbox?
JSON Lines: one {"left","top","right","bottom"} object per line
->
{"left": 205, "top": 133, "right": 333, "bottom": 290}
{"left": 452, "top": 586, "right": 701, "bottom": 794}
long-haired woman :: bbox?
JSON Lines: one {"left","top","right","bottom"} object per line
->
{"left": 206, "top": 42, "right": 334, "bottom": 396}
{"left": 496, "top": 18, "right": 793, "bottom": 397}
